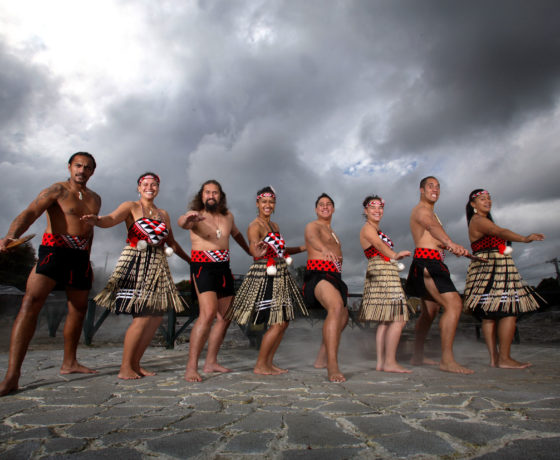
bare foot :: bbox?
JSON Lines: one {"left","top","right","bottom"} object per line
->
{"left": 203, "top": 363, "right": 232, "bottom": 374}
{"left": 376, "top": 362, "right": 384, "bottom": 371}
{"left": 118, "top": 369, "right": 142, "bottom": 380}
{"left": 327, "top": 365, "right": 346, "bottom": 383}
{"left": 0, "top": 376, "right": 19, "bottom": 397}
{"left": 439, "top": 361, "right": 474, "bottom": 374}
{"left": 253, "top": 366, "right": 276, "bottom": 375}
{"left": 184, "top": 368, "right": 202, "bottom": 382}
{"left": 139, "top": 367, "right": 157, "bottom": 377}
{"left": 60, "top": 362, "right": 98, "bottom": 375}
{"left": 410, "top": 356, "right": 438, "bottom": 366}
{"left": 271, "top": 364, "right": 289, "bottom": 374}
{"left": 382, "top": 363, "right": 413, "bottom": 374}
{"left": 497, "top": 358, "right": 532, "bottom": 369}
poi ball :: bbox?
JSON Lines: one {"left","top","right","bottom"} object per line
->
{"left": 266, "top": 265, "right": 277, "bottom": 276}
{"left": 165, "top": 247, "right": 174, "bottom": 257}
{"left": 396, "top": 262, "right": 406, "bottom": 272}
{"left": 285, "top": 256, "right": 293, "bottom": 266}
{"left": 503, "top": 246, "right": 513, "bottom": 256}
{"left": 136, "top": 240, "right": 148, "bottom": 251}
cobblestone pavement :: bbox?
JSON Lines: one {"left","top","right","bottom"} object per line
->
{"left": 1, "top": 312, "right": 559, "bottom": 459}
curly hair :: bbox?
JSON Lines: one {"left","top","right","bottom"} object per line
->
{"left": 189, "top": 179, "right": 228, "bottom": 215}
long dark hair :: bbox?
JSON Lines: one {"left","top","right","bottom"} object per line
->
{"left": 189, "top": 179, "right": 228, "bottom": 215}
{"left": 466, "top": 189, "right": 494, "bottom": 225}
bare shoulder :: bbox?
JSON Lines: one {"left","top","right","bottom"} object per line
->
{"left": 33, "top": 182, "right": 67, "bottom": 205}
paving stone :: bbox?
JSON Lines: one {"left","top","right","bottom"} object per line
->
{"left": 0, "top": 440, "right": 41, "bottom": 459}
{"left": 1, "top": 320, "right": 560, "bottom": 459}
{"left": 475, "top": 436, "right": 560, "bottom": 459}
{"left": 374, "top": 430, "right": 456, "bottom": 457}
{"left": 421, "top": 419, "right": 518, "bottom": 445}
{"left": 145, "top": 431, "right": 220, "bottom": 457}
{"left": 223, "top": 432, "right": 275, "bottom": 453}
{"left": 8, "top": 426, "right": 51, "bottom": 440}
{"left": 43, "top": 436, "right": 88, "bottom": 453}
{"left": 65, "top": 419, "right": 123, "bottom": 438}
{"left": 281, "top": 447, "right": 365, "bottom": 459}
{"left": 43, "top": 447, "right": 143, "bottom": 459}
{"left": 229, "top": 411, "right": 284, "bottom": 432}
{"left": 10, "top": 406, "right": 102, "bottom": 426}
{"left": 286, "top": 413, "right": 362, "bottom": 447}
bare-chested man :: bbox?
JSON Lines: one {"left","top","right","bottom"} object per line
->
{"left": 178, "top": 180, "right": 252, "bottom": 382}
{"left": 406, "top": 176, "right": 473, "bottom": 374}
{"left": 303, "top": 193, "right": 349, "bottom": 382}
{"left": 0, "top": 152, "right": 101, "bottom": 396}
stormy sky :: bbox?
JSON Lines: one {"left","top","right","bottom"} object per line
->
{"left": 1, "top": 0, "right": 559, "bottom": 292}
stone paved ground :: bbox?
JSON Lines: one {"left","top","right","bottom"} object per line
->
{"left": 1, "top": 310, "right": 560, "bottom": 459}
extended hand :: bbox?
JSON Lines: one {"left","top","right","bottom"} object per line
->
{"left": 255, "top": 241, "right": 268, "bottom": 258}
{"left": 446, "top": 242, "right": 468, "bottom": 257}
{"left": 526, "top": 233, "right": 545, "bottom": 242}
{"left": 393, "top": 250, "right": 411, "bottom": 260}
{"left": 81, "top": 214, "right": 98, "bottom": 226}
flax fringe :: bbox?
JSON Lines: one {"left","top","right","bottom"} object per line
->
{"left": 227, "top": 258, "right": 308, "bottom": 325}
{"left": 94, "top": 245, "right": 186, "bottom": 314}
{"left": 359, "top": 258, "right": 413, "bottom": 322}
{"left": 463, "top": 250, "right": 542, "bottom": 314}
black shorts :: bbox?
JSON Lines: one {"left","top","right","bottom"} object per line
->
{"left": 302, "top": 270, "right": 348, "bottom": 309}
{"left": 36, "top": 245, "right": 93, "bottom": 291}
{"left": 405, "top": 257, "right": 457, "bottom": 299}
{"left": 190, "top": 261, "right": 235, "bottom": 300}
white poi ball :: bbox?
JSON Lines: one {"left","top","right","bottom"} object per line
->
{"left": 266, "top": 265, "right": 277, "bottom": 276}
{"left": 165, "top": 247, "right": 174, "bottom": 257}
{"left": 503, "top": 246, "right": 513, "bottom": 256}
{"left": 396, "top": 262, "right": 406, "bottom": 272}
{"left": 285, "top": 256, "right": 293, "bottom": 266}
{"left": 136, "top": 240, "right": 147, "bottom": 251}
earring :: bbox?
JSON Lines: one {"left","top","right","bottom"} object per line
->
{"left": 473, "top": 208, "right": 477, "bottom": 214}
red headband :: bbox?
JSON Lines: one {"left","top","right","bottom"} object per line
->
{"left": 366, "top": 199, "right": 385, "bottom": 208}
{"left": 470, "top": 190, "right": 488, "bottom": 201}
{"left": 257, "top": 191, "right": 276, "bottom": 200}
{"left": 138, "top": 174, "right": 160, "bottom": 185}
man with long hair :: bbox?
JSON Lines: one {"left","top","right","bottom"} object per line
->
{"left": 178, "top": 180, "right": 253, "bottom": 382}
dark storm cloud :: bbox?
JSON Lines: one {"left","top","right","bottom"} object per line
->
{"left": 1, "top": 1, "right": 558, "bottom": 289}
{"left": 0, "top": 40, "right": 60, "bottom": 160}
{"left": 364, "top": 0, "right": 560, "bottom": 156}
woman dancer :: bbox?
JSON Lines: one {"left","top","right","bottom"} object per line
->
{"left": 358, "top": 195, "right": 413, "bottom": 373}
{"left": 82, "top": 172, "right": 189, "bottom": 379}
{"left": 464, "top": 189, "right": 544, "bottom": 368}
{"left": 227, "top": 186, "right": 307, "bottom": 375}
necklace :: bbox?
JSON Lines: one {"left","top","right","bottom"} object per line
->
{"left": 214, "top": 215, "right": 221, "bottom": 239}
{"left": 318, "top": 222, "right": 339, "bottom": 245}
{"left": 78, "top": 191, "right": 83, "bottom": 200}
{"left": 331, "top": 230, "right": 340, "bottom": 246}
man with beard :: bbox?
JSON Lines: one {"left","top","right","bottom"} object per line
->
{"left": 178, "top": 180, "right": 254, "bottom": 382}
{"left": 406, "top": 176, "right": 473, "bottom": 374}
{"left": 0, "top": 152, "right": 101, "bottom": 396}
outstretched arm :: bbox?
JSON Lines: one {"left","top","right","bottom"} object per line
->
{"left": 0, "top": 183, "right": 64, "bottom": 251}
{"left": 177, "top": 211, "right": 205, "bottom": 230}
{"left": 81, "top": 201, "right": 133, "bottom": 228}
{"left": 472, "top": 216, "right": 545, "bottom": 243}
